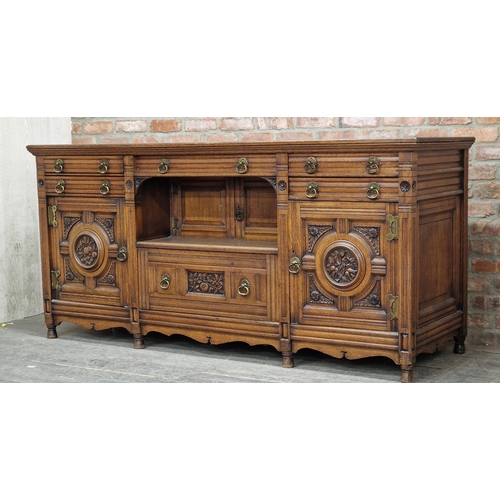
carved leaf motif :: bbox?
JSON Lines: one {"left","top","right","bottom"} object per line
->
{"left": 64, "top": 257, "right": 84, "bottom": 284}
{"left": 97, "top": 262, "right": 116, "bottom": 286}
{"left": 308, "top": 275, "right": 334, "bottom": 305}
{"left": 353, "top": 226, "right": 380, "bottom": 255}
{"left": 308, "top": 225, "right": 333, "bottom": 252}
{"left": 355, "top": 281, "right": 381, "bottom": 308}
{"left": 95, "top": 217, "right": 115, "bottom": 242}
{"left": 63, "top": 216, "right": 82, "bottom": 240}
{"left": 188, "top": 272, "right": 225, "bottom": 295}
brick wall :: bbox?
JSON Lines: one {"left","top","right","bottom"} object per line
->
{"left": 71, "top": 117, "right": 500, "bottom": 346}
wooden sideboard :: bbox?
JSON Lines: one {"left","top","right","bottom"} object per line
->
{"left": 28, "top": 138, "right": 474, "bottom": 382}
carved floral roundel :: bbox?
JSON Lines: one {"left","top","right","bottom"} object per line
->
{"left": 326, "top": 247, "right": 359, "bottom": 284}
{"left": 75, "top": 234, "right": 99, "bottom": 268}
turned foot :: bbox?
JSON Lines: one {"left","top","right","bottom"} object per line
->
{"left": 454, "top": 339, "right": 466, "bottom": 354}
{"left": 282, "top": 353, "right": 294, "bottom": 368}
{"left": 400, "top": 367, "right": 414, "bottom": 383}
{"left": 133, "top": 334, "right": 145, "bottom": 349}
{"left": 47, "top": 325, "right": 58, "bottom": 339}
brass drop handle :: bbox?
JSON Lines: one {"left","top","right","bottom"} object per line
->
{"left": 366, "top": 156, "right": 380, "bottom": 175}
{"left": 236, "top": 158, "right": 249, "bottom": 174}
{"left": 159, "top": 273, "right": 171, "bottom": 290}
{"left": 289, "top": 256, "right": 302, "bottom": 274}
{"left": 238, "top": 279, "right": 251, "bottom": 296}
{"left": 158, "top": 159, "right": 169, "bottom": 174}
{"left": 305, "top": 182, "right": 319, "bottom": 199}
{"left": 100, "top": 180, "right": 111, "bottom": 195}
{"left": 116, "top": 246, "right": 127, "bottom": 262}
{"left": 98, "top": 159, "right": 109, "bottom": 174}
{"left": 366, "top": 182, "right": 380, "bottom": 200}
{"left": 304, "top": 156, "right": 317, "bottom": 174}
{"left": 55, "top": 179, "right": 66, "bottom": 194}
{"left": 54, "top": 159, "right": 64, "bottom": 173}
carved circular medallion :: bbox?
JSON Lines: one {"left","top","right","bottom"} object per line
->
{"left": 75, "top": 234, "right": 99, "bottom": 268}
{"left": 326, "top": 247, "right": 358, "bottom": 284}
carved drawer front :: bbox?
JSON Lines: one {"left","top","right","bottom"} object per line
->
{"left": 140, "top": 248, "right": 277, "bottom": 322}
{"left": 288, "top": 178, "right": 400, "bottom": 202}
{"left": 45, "top": 177, "right": 125, "bottom": 197}
{"left": 288, "top": 154, "right": 399, "bottom": 177}
{"left": 47, "top": 198, "right": 128, "bottom": 308}
{"left": 134, "top": 155, "right": 277, "bottom": 177}
{"left": 44, "top": 156, "right": 124, "bottom": 175}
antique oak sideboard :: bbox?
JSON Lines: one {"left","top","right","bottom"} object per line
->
{"left": 28, "top": 138, "right": 474, "bottom": 382}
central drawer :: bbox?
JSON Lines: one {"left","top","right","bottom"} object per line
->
{"left": 138, "top": 244, "right": 278, "bottom": 322}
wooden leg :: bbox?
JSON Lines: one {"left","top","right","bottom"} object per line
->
{"left": 400, "top": 365, "right": 414, "bottom": 383}
{"left": 133, "top": 333, "right": 145, "bottom": 349}
{"left": 453, "top": 335, "right": 466, "bottom": 354}
{"left": 47, "top": 325, "right": 58, "bottom": 339}
{"left": 282, "top": 352, "right": 294, "bottom": 368}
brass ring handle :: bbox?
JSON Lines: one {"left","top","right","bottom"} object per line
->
{"left": 366, "top": 156, "right": 380, "bottom": 175}
{"left": 236, "top": 158, "right": 249, "bottom": 174}
{"left": 98, "top": 159, "right": 109, "bottom": 174}
{"left": 116, "top": 247, "right": 127, "bottom": 262}
{"left": 305, "top": 182, "right": 319, "bottom": 199}
{"left": 100, "top": 180, "right": 111, "bottom": 195}
{"left": 366, "top": 182, "right": 380, "bottom": 200}
{"left": 238, "top": 279, "right": 251, "bottom": 296}
{"left": 158, "top": 159, "right": 169, "bottom": 174}
{"left": 54, "top": 159, "right": 64, "bottom": 173}
{"left": 288, "top": 257, "right": 302, "bottom": 274}
{"left": 304, "top": 156, "right": 317, "bottom": 174}
{"left": 159, "top": 273, "right": 171, "bottom": 290}
{"left": 55, "top": 179, "right": 66, "bottom": 194}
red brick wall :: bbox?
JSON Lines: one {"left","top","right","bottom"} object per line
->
{"left": 71, "top": 117, "right": 500, "bottom": 346}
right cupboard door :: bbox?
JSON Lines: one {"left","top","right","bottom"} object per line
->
{"left": 289, "top": 201, "right": 400, "bottom": 359}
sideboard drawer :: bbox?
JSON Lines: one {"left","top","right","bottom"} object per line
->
{"left": 134, "top": 155, "right": 277, "bottom": 177}
{"left": 45, "top": 177, "right": 125, "bottom": 197}
{"left": 288, "top": 178, "right": 400, "bottom": 202}
{"left": 44, "top": 156, "right": 124, "bottom": 175}
{"left": 140, "top": 248, "right": 275, "bottom": 321}
{"left": 288, "top": 154, "right": 399, "bottom": 178}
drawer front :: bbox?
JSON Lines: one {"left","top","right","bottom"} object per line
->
{"left": 288, "top": 154, "right": 399, "bottom": 178}
{"left": 134, "top": 155, "right": 277, "bottom": 177}
{"left": 140, "top": 248, "right": 277, "bottom": 321}
{"left": 45, "top": 177, "right": 125, "bottom": 197}
{"left": 289, "top": 178, "right": 400, "bottom": 203}
{"left": 44, "top": 156, "right": 124, "bottom": 175}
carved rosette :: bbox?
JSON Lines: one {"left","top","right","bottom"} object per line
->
{"left": 355, "top": 280, "right": 381, "bottom": 308}
{"left": 75, "top": 234, "right": 99, "bottom": 267}
{"left": 308, "top": 225, "right": 334, "bottom": 252}
{"left": 308, "top": 275, "right": 335, "bottom": 305}
{"left": 326, "top": 247, "right": 358, "bottom": 284}
{"left": 353, "top": 226, "right": 380, "bottom": 255}
{"left": 188, "top": 272, "right": 225, "bottom": 295}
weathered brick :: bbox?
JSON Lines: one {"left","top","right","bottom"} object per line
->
{"left": 150, "top": 119, "right": 182, "bottom": 133}
{"left": 241, "top": 133, "right": 274, "bottom": 142}
{"left": 468, "top": 202, "right": 495, "bottom": 218}
{"left": 471, "top": 295, "right": 500, "bottom": 311}
{"left": 469, "top": 164, "right": 497, "bottom": 180}
{"left": 469, "top": 239, "right": 495, "bottom": 254}
{"left": 339, "top": 117, "right": 378, "bottom": 127}
{"left": 475, "top": 182, "right": 500, "bottom": 199}
{"left": 468, "top": 313, "right": 491, "bottom": 328}
{"left": 475, "top": 146, "right": 500, "bottom": 160}
{"left": 165, "top": 134, "right": 202, "bottom": 143}
{"left": 72, "top": 137, "right": 95, "bottom": 144}
{"left": 452, "top": 127, "right": 499, "bottom": 142}
{"left": 470, "top": 295, "right": 487, "bottom": 310}
{"left": 205, "top": 133, "right": 238, "bottom": 143}
{"left": 257, "top": 118, "right": 294, "bottom": 130}
{"left": 318, "top": 130, "right": 357, "bottom": 140}
{"left": 101, "top": 137, "right": 130, "bottom": 144}
{"left": 476, "top": 117, "right": 500, "bottom": 124}
{"left": 133, "top": 135, "right": 164, "bottom": 143}
{"left": 185, "top": 118, "right": 218, "bottom": 132}
{"left": 494, "top": 277, "right": 500, "bottom": 292}
{"left": 220, "top": 118, "right": 254, "bottom": 131}
{"left": 296, "top": 117, "right": 336, "bottom": 128}
{"left": 495, "top": 315, "right": 500, "bottom": 329}
{"left": 116, "top": 120, "right": 147, "bottom": 133}
{"left": 471, "top": 258, "right": 500, "bottom": 273}
{"left": 84, "top": 121, "right": 113, "bottom": 134}
{"left": 275, "top": 132, "right": 314, "bottom": 142}
{"left": 428, "top": 117, "right": 472, "bottom": 125}
{"left": 71, "top": 122, "right": 83, "bottom": 135}
{"left": 382, "top": 117, "right": 425, "bottom": 126}
{"left": 358, "top": 129, "right": 401, "bottom": 140}
{"left": 468, "top": 276, "right": 491, "bottom": 292}
{"left": 402, "top": 128, "right": 448, "bottom": 138}
{"left": 471, "top": 220, "right": 500, "bottom": 236}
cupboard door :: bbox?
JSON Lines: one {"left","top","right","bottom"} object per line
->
{"left": 47, "top": 197, "right": 129, "bottom": 307}
{"left": 289, "top": 202, "right": 398, "bottom": 333}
